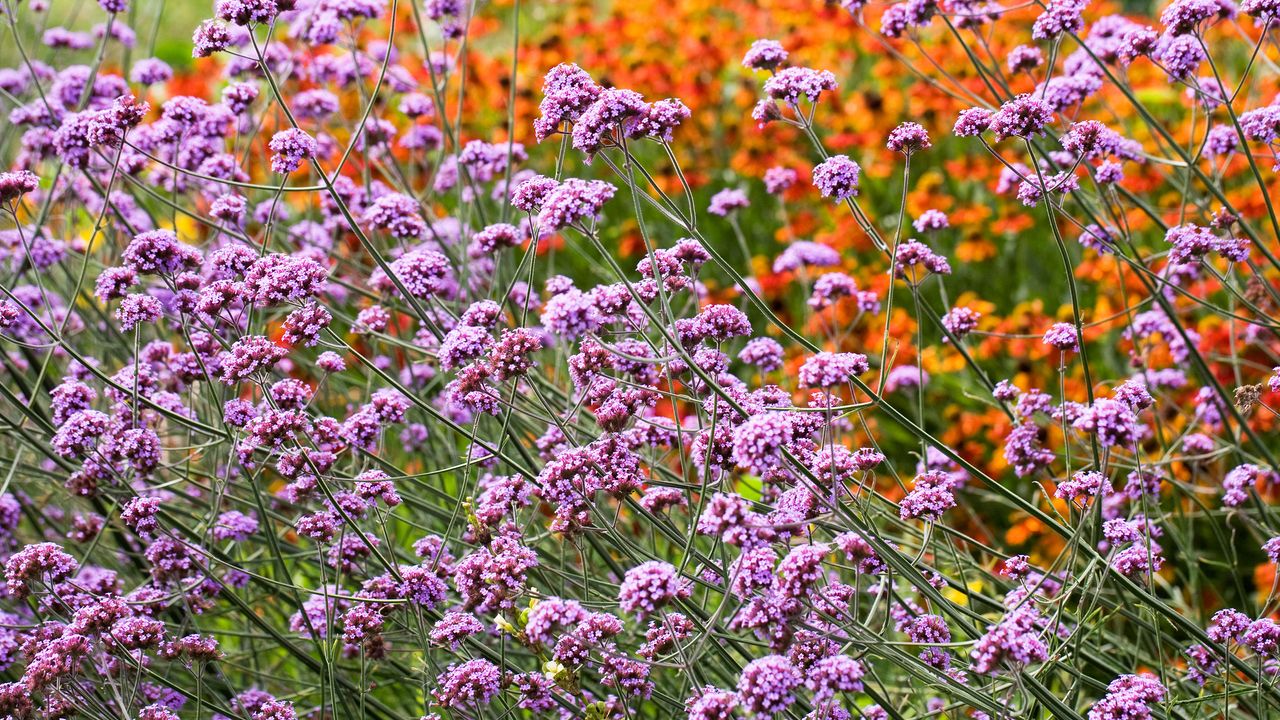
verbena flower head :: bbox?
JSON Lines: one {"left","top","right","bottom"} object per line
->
{"left": 708, "top": 188, "right": 750, "bottom": 216}
{"left": 0, "top": 171, "right": 39, "bottom": 203}
{"left": 536, "top": 178, "right": 616, "bottom": 231}
{"left": 618, "top": 561, "right": 689, "bottom": 618}
{"left": 534, "top": 62, "right": 602, "bottom": 142}
{"left": 267, "top": 128, "right": 317, "bottom": 174}
{"left": 737, "top": 655, "right": 803, "bottom": 714}
{"left": 812, "top": 155, "right": 861, "bottom": 200}
{"left": 763, "top": 166, "right": 797, "bottom": 194}
{"left": 1042, "top": 322, "right": 1080, "bottom": 352}
{"left": 799, "top": 351, "right": 869, "bottom": 387}
{"left": 953, "top": 107, "right": 993, "bottom": 136}
{"left": 990, "top": 94, "right": 1055, "bottom": 140}
{"left": 764, "top": 67, "right": 838, "bottom": 105}
{"left": 886, "top": 122, "right": 932, "bottom": 154}
{"left": 743, "top": 40, "right": 789, "bottom": 71}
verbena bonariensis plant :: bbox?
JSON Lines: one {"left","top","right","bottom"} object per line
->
{"left": 0, "top": 0, "right": 1279, "bottom": 717}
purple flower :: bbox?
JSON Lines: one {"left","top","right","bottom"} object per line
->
{"left": 807, "top": 654, "right": 866, "bottom": 700}
{"left": 1165, "top": 223, "right": 1250, "bottom": 264}
{"left": 812, "top": 155, "right": 861, "bottom": 200}
{"left": 1114, "top": 378, "right": 1153, "bottom": 410}
{"left": 1073, "top": 398, "right": 1140, "bottom": 448}
{"left": 1184, "top": 644, "right": 1221, "bottom": 686}
{"left": 731, "top": 411, "right": 796, "bottom": 473}
{"left": 44, "top": 28, "right": 94, "bottom": 50}
{"left": 430, "top": 611, "right": 484, "bottom": 650}
{"left": 432, "top": 658, "right": 502, "bottom": 708}
{"left": 425, "top": 0, "right": 467, "bottom": 37}
{"left": 1110, "top": 540, "right": 1165, "bottom": 577}
{"left": 116, "top": 293, "right": 163, "bottom": 331}
{"left": 511, "top": 174, "right": 559, "bottom": 212}
{"left": 1154, "top": 33, "right": 1207, "bottom": 80}
{"left": 534, "top": 63, "right": 602, "bottom": 142}
{"left": 1208, "top": 608, "right": 1251, "bottom": 643}
{"left": 50, "top": 379, "right": 95, "bottom": 427}
{"left": 881, "top": 0, "right": 938, "bottom": 36}
{"left": 1007, "top": 44, "right": 1044, "bottom": 72}
{"left": 1264, "top": 537, "right": 1280, "bottom": 564}
{"left": 541, "top": 287, "right": 601, "bottom": 340}
{"left": 627, "top": 98, "right": 691, "bottom": 142}
{"left": 123, "top": 230, "right": 200, "bottom": 275}
{"left": 490, "top": 328, "right": 543, "bottom": 380}
{"left": 130, "top": 57, "right": 173, "bottom": 85}
{"left": 212, "top": 511, "right": 258, "bottom": 542}
{"left": 990, "top": 94, "right": 1054, "bottom": 140}
{"left": 572, "top": 87, "right": 647, "bottom": 156}
{"left": 899, "top": 470, "right": 957, "bottom": 521}
{"left": 886, "top": 121, "right": 932, "bottom": 154}
{"left": 243, "top": 253, "right": 328, "bottom": 307}
{"left": 619, "top": 561, "right": 688, "bottom": 618}
{"left": 364, "top": 193, "right": 426, "bottom": 238}
{"left": 282, "top": 303, "right": 332, "bottom": 347}
{"left": 1087, "top": 674, "right": 1165, "bottom": 720}
{"left": 752, "top": 99, "right": 784, "bottom": 127}
{"left": 1032, "top": 0, "right": 1087, "bottom": 39}
{"left": 1042, "top": 322, "right": 1080, "bottom": 352}
{"left": 220, "top": 335, "right": 288, "bottom": 384}
{"left": 52, "top": 409, "right": 110, "bottom": 458}
{"left": 0, "top": 171, "right": 39, "bottom": 203}
{"left": 536, "top": 178, "right": 616, "bottom": 231}
{"left": 737, "top": 655, "right": 803, "bottom": 715}
{"left": 354, "top": 305, "right": 390, "bottom": 333}
{"left": 774, "top": 240, "right": 842, "bottom": 272}
{"left": 1057, "top": 470, "right": 1110, "bottom": 502}
{"left": 799, "top": 351, "right": 869, "bottom": 387}
{"left": 764, "top": 67, "right": 838, "bottom": 105}
{"left": 468, "top": 223, "right": 522, "bottom": 258}
{"left": 110, "top": 615, "right": 167, "bottom": 650}
{"left": 884, "top": 365, "right": 928, "bottom": 393}
{"left": 970, "top": 604, "right": 1051, "bottom": 674}
{"left": 250, "top": 700, "right": 296, "bottom": 720}
{"left": 809, "top": 272, "right": 858, "bottom": 310}
{"left": 743, "top": 40, "right": 788, "bottom": 71}
{"left": 216, "top": 0, "right": 279, "bottom": 26}
{"left": 894, "top": 240, "right": 952, "bottom": 278}
{"left": 764, "top": 166, "right": 797, "bottom": 194}
{"left": 696, "top": 304, "right": 752, "bottom": 341}
{"left": 685, "top": 686, "right": 738, "bottom": 720}
{"left": 942, "top": 306, "right": 980, "bottom": 338}
{"left": 912, "top": 209, "right": 949, "bottom": 232}
{"left": 953, "top": 107, "right": 993, "bottom": 136}
{"left": 775, "top": 543, "right": 829, "bottom": 598}
{"left": 1161, "top": 0, "right": 1229, "bottom": 34}
{"left": 1242, "top": 0, "right": 1280, "bottom": 20}
{"left": 1222, "top": 463, "right": 1272, "bottom": 507}
{"left": 268, "top": 128, "right": 317, "bottom": 174}
{"left": 739, "top": 337, "right": 785, "bottom": 372}
{"left": 317, "top": 352, "right": 346, "bottom": 373}
{"left": 708, "top": 188, "right": 750, "bottom": 216}
{"left": 388, "top": 249, "right": 452, "bottom": 297}
{"left": 1062, "top": 120, "right": 1127, "bottom": 160}
{"left": 439, "top": 324, "right": 494, "bottom": 370}
{"left": 5, "top": 543, "right": 78, "bottom": 597}
{"left": 122, "top": 496, "right": 162, "bottom": 536}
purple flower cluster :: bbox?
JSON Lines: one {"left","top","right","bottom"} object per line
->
{"left": 812, "top": 155, "right": 862, "bottom": 200}
{"left": 267, "top": 129, "right": 317, "bottom": 174}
